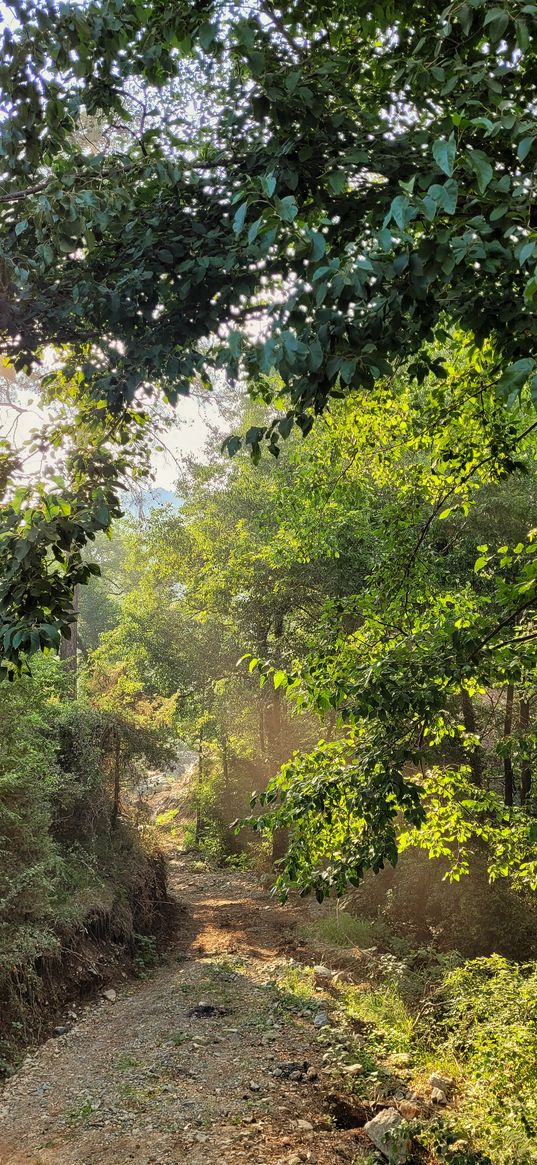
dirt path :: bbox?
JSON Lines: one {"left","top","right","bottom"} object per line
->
{"left": 0, "top": 855, "right": 370, "bottom": 1165}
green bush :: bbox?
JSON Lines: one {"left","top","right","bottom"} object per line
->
{"left": 51, "top": 705, "right": 110, "bottom": 840}
{"left": 0, "top": 661, "right": 63, "bottom": 932}
{"left": 433, "top": 956, "right": 537, "bottom": 1164}
{"left": 0, "top": 656, "right": 170, "bottom": 1070}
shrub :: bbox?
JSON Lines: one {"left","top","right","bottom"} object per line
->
{"left": 430, "top": 956, "right": 537, "bottom": 1164}
{"left": 0, "top": 656, "right": 171, "bottom": 1070}
{"left": 0, "top": 662, "right": 62, "bottom": 932}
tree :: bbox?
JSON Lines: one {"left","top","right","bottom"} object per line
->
{"left": 242, "top": 364, "right": 537, "bottom": 897}
{"left": 2, "top": 1, "right": 537, "bottom": 663}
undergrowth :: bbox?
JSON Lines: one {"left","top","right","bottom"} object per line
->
{"left": 306, "top": 908, "right": 537, "bottom": 1165}
{"left": 0, "top": 657, "right": 170, "bottom": 1074}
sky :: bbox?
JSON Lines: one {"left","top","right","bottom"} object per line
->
{"left": 0, "top": 362, "right": 219, "bottom": 496}
{"left": 146, "top": 396, "right": 215, "bottom": 491}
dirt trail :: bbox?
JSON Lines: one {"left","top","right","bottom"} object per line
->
{"left": 0, "top": 855, "right": 370, "bottom": 1165}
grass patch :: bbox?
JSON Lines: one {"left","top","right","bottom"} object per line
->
{"left": 116, "top": 1053, "right": 140, "bottom": 1070}
{"left": 303, "top": 910, "right": 386, "bottom": 950}
{"left": 67, "top": 1097, "right": 96, "bottom": 1125}
{"left": 166, "top": 1029, "right": 188, "bottom": 1046}
{"left": 344, "top": 983, "right": 414, "bottom": 1052}
{"left": 155, "top": 808, "right": 179, "bottom": 827}
{"left": 271, "top": 962, "right": 317, "bottom": 1002}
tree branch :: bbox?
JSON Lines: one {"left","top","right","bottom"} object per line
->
{"left": 0, "top": 183, "right": 49, "bottom": 203}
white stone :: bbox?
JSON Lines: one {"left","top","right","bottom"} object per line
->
{"left": 102, "top": 988, "right": 116, "bottom": 1002}
{"left": 429, "top": 1071, "right": 453, "bottom": 1092}
{"left": 364, "top": 1108, "right": 410, "bottom": 1163}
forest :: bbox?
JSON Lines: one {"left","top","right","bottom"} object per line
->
{"left": 2, "top": 2, "right": 537, "bottom": 1164}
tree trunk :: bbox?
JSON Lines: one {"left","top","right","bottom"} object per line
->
{"left": 503, "top": 683, "right": 515, "bottom": 807}
{"left": 266, "top": 685, "right": 284, "bottom": 755}
{"left": 59, "top": 583, "right": 79, "bottom": 697}
{"left": 221, "top": 731, "right": 229, "bottom": 790}
{"left": 257, "top": 625, "right": 269, "bottom": 761}
{"left": 195, "top": 723, "right": 204, "bottom": 846}
{"left": 259, "top": 699, "right": 266, "bottom": 757}
{"left": 325, "top": 709, "right": 337, "bottom": 742}
{"left": 520, "top": 696, "right": 532, "bottom": 805}
{"left": 461, "top": 687, "right": 483, "bottom": 788}
{"left": 111, "top": 727, "right": 121, "bottom": 828}
{"left": 271, "top": 827, "right": 289, "bottom": 863}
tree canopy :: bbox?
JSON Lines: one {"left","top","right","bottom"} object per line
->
{"left": 2, "top": 0, "right": 537, "bottom": 665}
{"left": 73, "top": 365, "right": 537, "bottom": 897}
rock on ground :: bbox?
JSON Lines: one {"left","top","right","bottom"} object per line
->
{"left": 364, "top": 1107, "right": 410, "bottom": 1163}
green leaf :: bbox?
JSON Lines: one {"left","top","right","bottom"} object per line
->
{"left": 496, "top": 358, "right": 535, "bottom": 400}
{"left": 516, "top": 19, "right": 530, "bottom": 50}
{"left": 199, "top": 22, "right": 218, "bottom": 50}
{"left": 224, "top": 435, "right": 242, "bottom": 457}
{"left": 285, "top": 69, "right": 302, "bottom": 93}
{"left": 262, "top": 174, "right": 276, "bottom": 198}
{"left": 389, "top": 195, "right": 409, "bottom": 230}
{"left": 40, "top": 623, "right": 60, "bottom": 644}
{"left": 441, "top": 180, "right": 458, "bottom": 215}
{"left": 310, "top": 230, "right": 326, "bottom": 261}
{"left": 517, "top": 136, "right": 534, "bottom": 162}
{"left": 467, "top": 149, "right": 493, "bottom": 194}
{"left": 328, "top": 169, "right": 346, "bottom": 195}
{"left": 233, "top": 202, "right": 248, "bottom": 234}
{"left": 433, "top": 137, "right": 456, "bottom": 177}
{"left": 278, "top": 415, "right": 294, "bottom": 438}
{"left": 525, "top": 275, "right": 537, "bottom": 303}
{"left": 519, "top": 241, "right": 535, "bottom": 265}
{"left": 247, "top": 217, "right": 263, "bottom": 244}
{"left": 340, "top": 357, "right": 357, "bottom": 384}
{"left": 483, "top": 7, "right": 509, "bottom": 40}
{"left": 276, "top": 195, "right": 298, "bottom": 222}
{"left": 458, "top": 3, "right": 473, "bottom": 35}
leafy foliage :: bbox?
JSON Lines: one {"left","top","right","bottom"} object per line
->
{"left": 0, "top": 655, "right": 171, "bottom": 986}
{"left": 3, "top": 1, "right": 537, "bottom": 415}
{"left": 434, "top": 956, "right": 537, "bottom": 1162}
{"left": 3, "top": 1, "right": 537, "bottom": 658}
